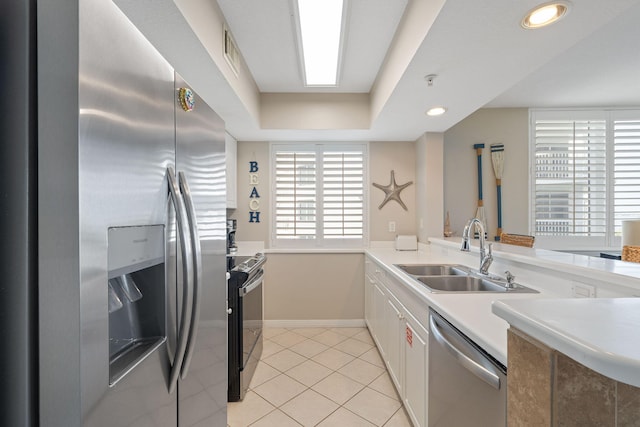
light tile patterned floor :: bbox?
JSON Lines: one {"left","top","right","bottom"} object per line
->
{"left": 228, "top": 327, "right": 413, "bottom": 427}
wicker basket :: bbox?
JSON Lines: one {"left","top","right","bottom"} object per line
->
{"left": 500, "top": 233, "right": 535, "bottom": 248}
{"left": 622, "top": 245, "right": 640, "bottom": 263}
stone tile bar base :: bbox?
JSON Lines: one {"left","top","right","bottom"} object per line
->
{"left": 507, "top": 328, "right": 640, "bottom": 427}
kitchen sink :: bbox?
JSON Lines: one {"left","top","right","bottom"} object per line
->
{"left": 394, "top": 263, "right": 538, "bottom": 293}
{"left": 416, "top": 275, "right": 538, "bottom": 293}
{"left": 394, "top": 264, "right": 469, "bottom": 276}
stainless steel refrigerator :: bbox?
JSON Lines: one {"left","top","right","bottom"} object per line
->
{"left": 1, "top": 0, "right": 227, "bottom": 425}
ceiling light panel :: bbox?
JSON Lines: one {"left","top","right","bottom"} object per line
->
{"left": 296, "top": 0, "right": 345, "bottom": 86}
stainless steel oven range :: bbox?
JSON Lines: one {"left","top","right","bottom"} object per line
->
{"left": 227, "top": 253, "right": 266, "bottom": 401}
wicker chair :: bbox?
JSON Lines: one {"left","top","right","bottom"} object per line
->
{"left": 500, "top": 233, "right": 535, "bottom": 248}
{"left": 622, "top": 245, "right": 640, "bottom": 263}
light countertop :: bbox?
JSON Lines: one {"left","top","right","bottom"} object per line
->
{"left": 431, "top": 237, "right": 640, "bottom": 294}
{"left": 492, "top": 298, "right": 640, "bottom": 387}
{"left": 229, "top": 241, "right": 265, "bottom": 257}
{"left": 365, "top": 247, "right": 548, "bottom": 366}
{"left": 367, "top": 242, "right": 640, "bottom": 386}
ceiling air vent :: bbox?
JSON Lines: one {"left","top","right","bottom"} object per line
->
{"left": 223, "top": 26, "right": 239, "bottom": 75}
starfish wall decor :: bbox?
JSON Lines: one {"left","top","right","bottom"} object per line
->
{"left": 373, "top": 170, "right": 413, "bottom": 211}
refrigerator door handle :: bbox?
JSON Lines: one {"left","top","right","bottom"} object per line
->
{"left": 178, "top": 171, "right": 202, "bottom": 379}
{"left": 167, "top": 167, "right": 194, "bottom": 394}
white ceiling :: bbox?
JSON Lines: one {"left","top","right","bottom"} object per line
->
{"left": 217, "top": 0, "right": 408, "bottom": 93}
{"left": 487, "top": 1, "right": 640, "bottom": 109}
{"left": 215, "top": 0, "right": 640, "bottom": 141}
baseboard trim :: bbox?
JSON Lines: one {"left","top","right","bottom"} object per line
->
{"left": 264, "top": 319, "right": 366, "bottom": 329}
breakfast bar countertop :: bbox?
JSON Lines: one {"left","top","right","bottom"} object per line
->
{"left": 492, "top": 297, "right": 640, "bottom": 388}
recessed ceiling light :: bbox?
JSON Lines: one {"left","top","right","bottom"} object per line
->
{"left": 522, "top": 1, "right": 570, "bottom": 29}
{"left": 295, "top": 0, "right": 345, "bottom": 86}
{"left": 426, "top": 107, "right": 447, "bottom": 116}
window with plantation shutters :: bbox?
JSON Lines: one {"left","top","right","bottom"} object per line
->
{"left": 532, "top": 115, "right": 606, "bottom": 237}
{"left": 271, "top": 143, "right": 368, "bottom": 248}
{"left": 613, "top": 114, "right": 640, "bottom": 236}
{"left": 530, "top": 109, "right": 640, "bottom": 249}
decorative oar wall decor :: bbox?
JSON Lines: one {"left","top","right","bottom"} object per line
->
{"left": 473, "top": 143, "right": 488, "bottom": 239}
{"left": 491, "top": 143, "right": 505, "bottom": 241}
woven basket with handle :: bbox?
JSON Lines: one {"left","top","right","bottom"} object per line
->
{"left": 622, "top": 245, "right": 640, "bottom": 263}
{"left": 500, "top": 233, "right": 535, "bottom": 248}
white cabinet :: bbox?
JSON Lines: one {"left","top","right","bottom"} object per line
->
{"left": 365, "top": 260, "right": 388, "bottom": 357}
{"left": 403, "top": 310, "right": 428, "bottom": 427}
{"left": 364, "top": 256, "right": 429, "bottom": 427}
{"left": 364, "top": 274, "right": 373, "bottom": 327}
{"left": 225, "top": 132, "right": 237, "bottom": 209}
{"left": 384, "top": 294, "right": 403, "bottom": 391}
{"left": 364, "top": 260, "right": 374, "bottom": 329}
{"left": 372, "top": 281, "right": 387, "bottom": 357}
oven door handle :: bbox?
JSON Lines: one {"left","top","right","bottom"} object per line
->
{"left": 240, "top": 270, "right": 264, "bottom": 296}
{"left": 167, "top": 167, "right": 193, "bottom": 394}
{"left": 429, "top": 314, "right": 501, "bottom": 390}
{"left": 178, "top": 171, "right": 202, "bottom": 380}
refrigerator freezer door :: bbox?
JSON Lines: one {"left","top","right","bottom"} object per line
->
{"left": 77, "top": 1, "right": 176, "bottom": 426}
{"left": 174, "top": 73, "right": 228, "bottom": 426}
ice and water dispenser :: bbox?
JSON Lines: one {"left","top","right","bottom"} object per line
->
{"left": 108, "top": 225, "right": 166, "bottom": 385}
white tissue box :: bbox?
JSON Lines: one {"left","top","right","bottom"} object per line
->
{"left": 395, "top": 235, "right": 418, "bottom": 251}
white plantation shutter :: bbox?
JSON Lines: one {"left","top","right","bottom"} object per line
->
{"left": 272, "top": 143, "right": 367, "bottom": 248}
{"left": 322, "top": 150, "right": 365, "bottom": 239}
{"left": 531, "top": 109, "right": 640, "bottom": 249}
{"left": 274, "top": 149, "right": 317, "bottom": 240}
{"left": 614, "top": 115, "right": 640, "bottom": 236}
{"left": 533, "top": 116, "right": 607, "bottom": 237}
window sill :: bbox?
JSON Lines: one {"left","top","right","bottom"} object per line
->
{"left": 265, "top": 248, "right": 366, "bottom": 254}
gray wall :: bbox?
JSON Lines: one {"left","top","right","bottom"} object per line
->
{"left": 232, "top": 141, "right": 418, "bottom": 244}
{"left": 443, "top": 108, "right": 529, "bottom": 240}
{"left": 263, "top": 254, "right": 364, "bottom": 323}
{"left": 416, "top": 132, "right": 444, "bottom": 243}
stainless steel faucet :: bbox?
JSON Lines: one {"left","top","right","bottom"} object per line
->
{"left": 504, "top": 271, "right": 517, "bottom": 289}
{"left": 461, "top": 218, "right": 493, "bottom": 275}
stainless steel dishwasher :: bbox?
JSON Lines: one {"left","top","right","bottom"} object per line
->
{"left": 428, "top": 308, "right": 507, "bottom": 427}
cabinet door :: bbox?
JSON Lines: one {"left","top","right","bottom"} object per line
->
{"left": 403, "top": 313, "right": 428, "bottom": 427}
{"left": 225, "top": 132, "right": 237, "bottom": 209}
{"left": 364, "top": 273, "right": 375, "bottom": 329}
{"left": 372, "top": 282, "right": 387, "bottom": 357}
{"left": 384, "top": 295, "right": 403, "bottom": 393}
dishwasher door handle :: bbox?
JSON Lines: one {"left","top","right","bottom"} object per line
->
{"left": 429, "top": 315, "right": 501, "bottom": 390}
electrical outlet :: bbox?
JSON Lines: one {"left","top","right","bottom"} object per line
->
{"left": 389, "top": 221, "right": 396, "bottom": 232}
{"left": 572, "top": 282, "right": 596, "bottom": 298}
